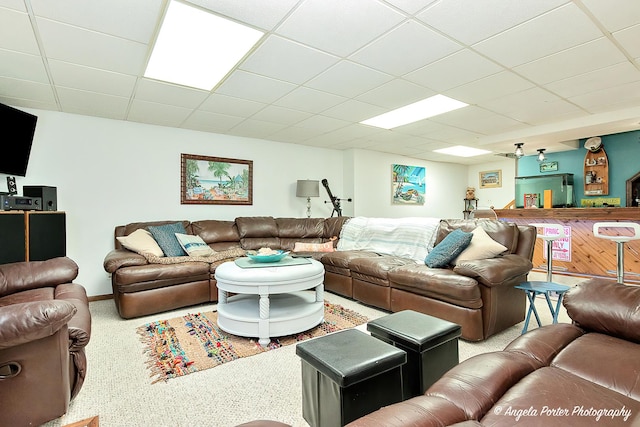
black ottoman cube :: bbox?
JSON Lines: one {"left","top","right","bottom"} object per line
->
{"left": 295, "top": 329, "right": 406, "bottom": 427}
{"left": 367, "top": 310, "right": 461, "bottom": 399}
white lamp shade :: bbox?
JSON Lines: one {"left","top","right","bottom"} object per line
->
{"left": 296, "top": 180, "right": 319, "bottom": 197}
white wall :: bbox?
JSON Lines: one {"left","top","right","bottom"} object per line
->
{"left": 467, "top": 157, "right": 517, "bottom": 209}
{"left": 3, "top": 109, "right": 515, "bottom": 297}
{"left": 349, "top": 149, "right": 469, "bottom": 218}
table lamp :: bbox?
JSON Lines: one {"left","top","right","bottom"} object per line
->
{"left": 296, "top": 180, "right": 319, "bottom": 218}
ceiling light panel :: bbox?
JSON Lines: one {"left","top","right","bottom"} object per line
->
{"left": 433, "top": 145, "right": 491, "bottom": 157}
{"left": 144, "top": 0, "right": 264, "bottom": 90}
{"left": 361, "top": 94, "right": 468, "bottom": 129}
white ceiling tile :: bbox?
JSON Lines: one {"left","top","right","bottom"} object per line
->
{"left": 305, "top": 61, "right": 393, "bottom": 98}
{"left": 417, "top": 0, "right": 568, "bottom": 45}
{"left": 0, "top": 49, "right": 48, "bottom": 83}
{"left": 250, "top": 105, "right": 312, "bottom": 126}
{"left": 182, "top": 110, "right": 245, "bottom": 133}
{"left": 614, "top": 24, "right": 640, "bottom": 59}
{"left": 0, "top": 76, "right": 56, "bottom": 103}
{"left": 569, "top": 80, "right": 640, "bottom": 112}
{"left": 304, "top": 124, "right": 381, "bottom": 145}
{"left": 321, "top": 99, "right": 388, "bottom": 122}
{"left": 216, "top": 70, "right": 296, "bottom": 104}
{"left": 239, "top": 36, "right": 339, "bottom": 85}
{"left": 0, "top": 1, "right": 27, "bottom": 12}
{"left": 198, "top": 94, "right": 266, "bottom": 117}
{"left": 473, "top": 3, "right": 603, "bottom": 68}
{"left": 545, "top": 62, "right": 640, "bottom": 99}
{"left": 350, "top": 20, "right": 461, "bottom": 76}
{"left": 127, "top": 99, "right": 193, "bottom": 127}
{"left": 276, "top": 0, "right": 405, "bottom": 56}
{"left": 482, "top": 87, "right": 583, "bottom": 124}
{"left": 36, "top": 17, "right": 148, "bottom": 75}
{"left": 56, "top": 86, "right": 129, "bottom": 119}
{"left": 274, "top": 87, "right": 347, "bottom": 114}
{"left": 430, "top": 106, "right": 525, "bottom": 135}
{"left": 187, "top": 0, "right": 299, "bottom": 31}
{"left": 581, "top": 0, "right": 640, "bottom": 32}
{"left": 228, "top": 118, "right": 287, "bottom": 139}
{"left": 514, "top": 37, "right": 627, "bottom": 84}
{"left": 405, "top": 49, "right": 503, "bottom": 91}
{"left": 29, "top": 0, "right": 162, "bottom": 44}
{"left": 0, "top": 96, "right": 56, "bottom": 110}
{"left": 268, "top": 126, "right": 322, "bottom": 143}
{"left": 410, "top": 123, "right": 482, "bottom": 143}
{"left": 384, "top": 0, "right": 438, "bottom": 15}
{"left": 295, "top": 115, "right": 351, "bottom": 133}
{"left": 48, "top": 59, "right": 137, "bottom": 97}
{"left": 356, "top": 79, "right": 435, "bottom": 109}
{"left": 444, "top": 71, "right": 534, "bottom": 104}
{"left": 134, "top": 79, "right": 209, "bottom": 109}
{"left": 0, "top": 7, "right": 40, "bottom": 54}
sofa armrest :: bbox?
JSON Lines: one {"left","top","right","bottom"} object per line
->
{"left": 0, "top": 301, "right": 76, "bottom": 349}
{"left": 564, "top": 279, "right": 640, "bottom": 343}
{"left": 453, "top": 254, "right": 533, "bottom": 287}
{"left": 103, "top": 249, "right": 148, "bottom": 273}
{"left": 0, "top": 257, "right": 79, "bottom": 298}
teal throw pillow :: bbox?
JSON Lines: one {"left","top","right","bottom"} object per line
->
{"left": 425, "top": 229, "right": 473, "bottom": 268}
{"left": 147, "top": 222, "right": 187, "bottom": 257}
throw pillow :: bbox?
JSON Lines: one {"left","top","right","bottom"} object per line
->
{"left": 116, "top": 229, "right": 164, "bottom": 257}
{"left": 293, "top": 241, "right": 335, "bottom": 253}
{"left": 425, "top": 229, "right": 472, "bottom": 268}
{"left": 175, "top": 233, "right": 215, "bottom": 257}
{"left": 147, "top": 222, "right": 188, "bottom": 257}
{"left": 453, "top": 226, "right": 508, "bottom": 265}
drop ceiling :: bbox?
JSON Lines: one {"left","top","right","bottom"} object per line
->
{"left": 1, "top": 0, "right": 639, "bottom": 165}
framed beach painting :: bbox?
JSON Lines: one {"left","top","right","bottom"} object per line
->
{"left": 181, "top": 154, "right": 253, "bottom": 205}
{"left": 392, "top": 164, "right": 425, "bottom": 205}
{"left": 479, "top": 170, "right": 502, "bottom": 189}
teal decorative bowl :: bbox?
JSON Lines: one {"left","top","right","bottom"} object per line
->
{"left": 246, "top": 250, "right": 289, "bottom": 263}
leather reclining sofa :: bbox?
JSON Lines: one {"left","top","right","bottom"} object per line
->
{"left": 104, "top": 216, "right": 535, "bottom": 341}
{"left": 348, "top": 278, "right": 640, "bottom": 427}
{"left": 0, "top": 257, "right": 92, "bottom": 427}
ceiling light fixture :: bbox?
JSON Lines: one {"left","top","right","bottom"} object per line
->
{"left": 514, "top": 143, "right": 525, "bottom": 159}
{"left": 433, "top": 145, "right": 492, "bottom": 157}
{"left": 537, "top": 148, "right": 546, "bottom": 162}
{"left": 144, "top": 0, "right": 264, "bottom": 90}
{"left": 360, "top": 95, "right": 468, "bottom": 129}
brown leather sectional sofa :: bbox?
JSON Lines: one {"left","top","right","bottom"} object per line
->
{"left": 348, "top": 278, "right": 640, "bottom": 427}
{"left": 103, "top": 216, "right": 535, "bottom": 341}
{"left": 0, "top": 257, "right": 91, "bottom": 427}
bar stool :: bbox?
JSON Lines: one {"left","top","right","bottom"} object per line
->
{"left": 593, "top": 222, "right": 640, "bottom": 284}
{"left": 515, "top": 223, "right": 570, "bottom": 334}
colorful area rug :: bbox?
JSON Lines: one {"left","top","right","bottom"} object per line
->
{"left": 137, "top": 301, "right": 369, "bottom": 383}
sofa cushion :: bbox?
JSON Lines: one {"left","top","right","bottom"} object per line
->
{"left": 436, "top": 219, "right": 519, "bottom": 254}
{"left": 453, "top": 227, "right": 507, "bottom": 265}
{"left": 175, "top": 233, "right": 215, "bottom": 257}
{"left": 147, "top": 222, "right": 187, "bottom": 257}
{"left": 116, "top": 229, "right": 164, "bottom": 257}
{"left": 191, "top": 220, "right": 241, "bottom": 251}
{"left": 293, "top": 241, "right": 335, "bottom": 252}
{"left": 425, "top": 229, "right": 472, "bottom": 268}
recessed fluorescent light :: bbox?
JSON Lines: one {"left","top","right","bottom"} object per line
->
{"left": 434, "top": 145, "right": 492, "bottom": 157}
{"left": 360, "top": 94, "right": 468, "bottom": 129}
{"left": 144, "top": 0, "right": 264, "bottom": 90}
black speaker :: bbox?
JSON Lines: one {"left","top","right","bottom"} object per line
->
{"left": 23, "top": 185, "right": 57, "bottom": 211}
{"left": 6, "top": 176, "right": 17, "bottom": 195}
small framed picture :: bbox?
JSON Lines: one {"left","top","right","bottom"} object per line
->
{"left": 540, "top": 161, "right": 558, "bottom": 173}
{"left": 479, "top": 170, "right": 502, "bottom": 189}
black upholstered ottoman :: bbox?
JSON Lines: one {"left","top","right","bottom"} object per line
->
{"left": 295, "top": 329, "right": 406, "bottom": 427}
{"left": 367, "top": 310, "right": 461, "bottom": 399}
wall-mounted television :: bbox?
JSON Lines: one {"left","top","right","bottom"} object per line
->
{"left": 0, "top": 103, "right": 38, "bottom": 177}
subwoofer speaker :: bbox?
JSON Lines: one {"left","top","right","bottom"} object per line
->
{"left": 23, "top": 186, "right": 57, "bottom": 211}
{"left": 6, "top": 176, "right": 17, "bottom": 195}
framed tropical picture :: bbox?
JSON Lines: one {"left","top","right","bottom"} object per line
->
{"left": 181, "top": 154, "right": 253, "bottom": 205}
{"left": 479, "top": 170, "right": 502, "bottom": 189}
{"left": 392, "top": 164, "right": 426, "bottom": 205}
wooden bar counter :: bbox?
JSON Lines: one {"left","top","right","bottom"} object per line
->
{"left": 494, "top": 208, "right": 640, "bottom": 284}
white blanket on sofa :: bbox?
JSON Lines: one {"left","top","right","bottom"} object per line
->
{"left": 337, "top": 217, "right": 440, "bottom": 262}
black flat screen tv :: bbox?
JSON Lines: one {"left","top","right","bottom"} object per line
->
{"left": 0, "top": 103, "right": 38, "bottom": 177}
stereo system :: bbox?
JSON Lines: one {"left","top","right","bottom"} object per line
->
{"left": 1, "top": 194, "right": 42, "bottom": 211}
{"left": 23, "top": 185, "right": 57, "bottom": 211}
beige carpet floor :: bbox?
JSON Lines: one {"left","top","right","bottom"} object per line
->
{"left": 43, "top": 273, "right": 578, "bottom": 427}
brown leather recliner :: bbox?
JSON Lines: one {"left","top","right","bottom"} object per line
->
{"left": 0, "top": 257, "right": 92, "bottom": 427}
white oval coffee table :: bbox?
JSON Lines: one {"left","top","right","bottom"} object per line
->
{"left": 214, "top": 258, "right": 325, "bottom": 347}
